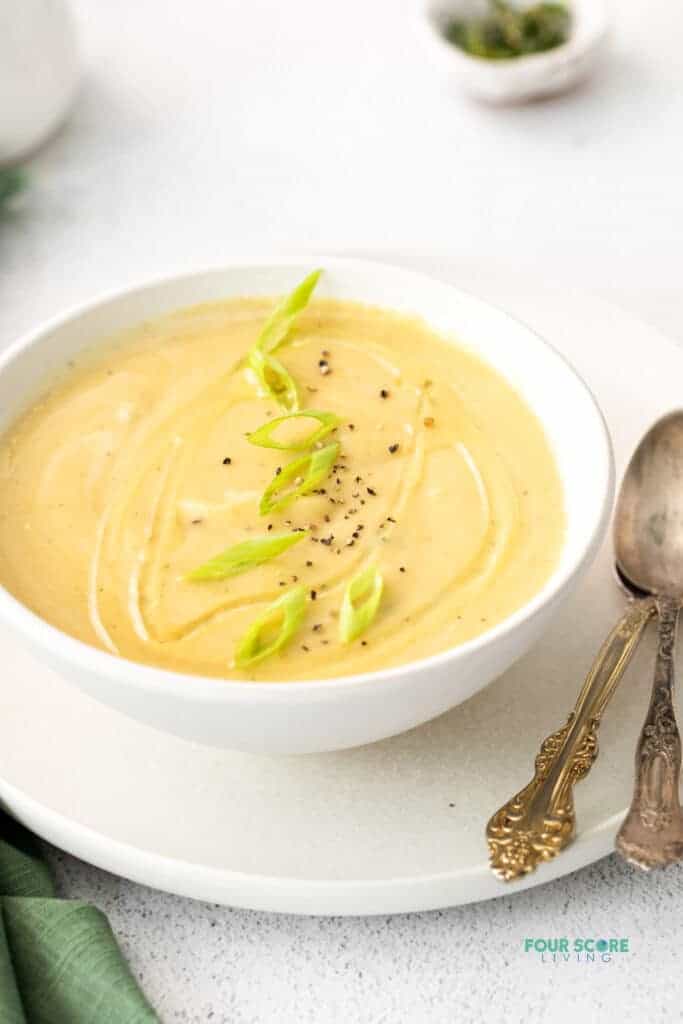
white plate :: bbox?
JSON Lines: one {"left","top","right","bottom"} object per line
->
{"left": 0, "top": 272, "right": 679, "bottom": 915}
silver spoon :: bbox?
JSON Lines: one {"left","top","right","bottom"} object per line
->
{"left": 614, "top": 411, "right": 683, "bottom": 869}
{"left": 486, "top": 417, "right": 680, "bottom": 881}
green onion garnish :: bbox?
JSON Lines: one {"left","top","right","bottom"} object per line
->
{"left": 339, "top": 565, "right": 384, "bottom": 643}
{"left": 186, "top": 531, "right": 308, "bottom": 582}
{"left": 248, "top": 410, "right": 340, "bottom": 451}
{"left": 245, "top": 270, "right": 322, "bottom": 409}
{"left": 247, "top": 347, "right": 299, "bottom": 412}
{"left": 255, "top": 269, "right": 322, "bottom": 357}
{"left": 234, "top": 585, "right": 307, "bottom": 667}
{"left": 259, "top": 442, "right": 339, "bottom": 516}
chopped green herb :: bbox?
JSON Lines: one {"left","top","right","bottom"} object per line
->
{"left": 248, "top": 347, "right": 299, "bottom": 412}
{"left": 254, "top": 269, "right": 322, "bottom": 357}
{"left": 248, "top": 410, "right": 341, "bottom": 451}
{"left": 187, "top": 531, "right": 307, "bottom": 581}
{"left": 234, "top": 585, "right": 307, "bottom": 667}
{"left": 339, "top": 565, "right": 384, "bottom": 643}
{"left": 444, "top": 1, "right": 571, "bottom": 60}
{"left": 245, "top": 269, "right": 322, "bottom": 410}
{"left": 259, "top": 442, "right": 340, "bottom": 516}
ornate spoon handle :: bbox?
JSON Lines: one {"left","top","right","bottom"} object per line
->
{"left": 616, "top": 595, "right": 683, "bottom": 869}
{"left": 487, "top": 597, "right": 656, "bottom": 881}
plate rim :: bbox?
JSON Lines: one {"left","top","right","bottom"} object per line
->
{"left": 0, "top": 775, "right": 625, "bottom": 915}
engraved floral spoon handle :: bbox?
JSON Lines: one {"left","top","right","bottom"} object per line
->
{"left": 616, "top": 595, "right": 683, "bottom": 869}
{"left": 487, "top": 597, "right": 656, "bottom": 881}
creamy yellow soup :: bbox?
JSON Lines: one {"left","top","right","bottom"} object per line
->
{"left": 0, "top": 298, "right": 564, "bottom": 680}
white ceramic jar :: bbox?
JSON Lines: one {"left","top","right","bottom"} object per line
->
{"left": 0, "top": 0, "right": 80, "bottom": 166}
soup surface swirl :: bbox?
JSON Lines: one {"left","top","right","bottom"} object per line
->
{"left": 0, "top": 298, "right": 564, "bottom": 680}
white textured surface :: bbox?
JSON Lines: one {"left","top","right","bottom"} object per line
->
{"left": 3, "top": 0, "right": 683, "bottom": 1019}
{"left": 48, "top": 851, "right": 683, "bottom": 1024}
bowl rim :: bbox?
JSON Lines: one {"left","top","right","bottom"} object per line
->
{"left": 0, "top": 256, "right": 615, "bottom": 701}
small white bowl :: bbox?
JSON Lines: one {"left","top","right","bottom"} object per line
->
{"left": 422, "top": 0, "right": 610, "bottom": 104}
{"left": 0, "top": 259, "right": 613, "bottom": 753}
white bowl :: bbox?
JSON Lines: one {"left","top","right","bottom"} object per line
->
{"left": 0, "top": 0, "right": 80, "bottom": 165}
{"left": 421, "top": 0, "right": 610, "bottom": 104}
{"left": 0, "top": 259, "right": 613, "bottom": 753}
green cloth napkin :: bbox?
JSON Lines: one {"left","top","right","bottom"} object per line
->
{"left": 0, "top": 810, "right": 158, "bottom": 1023}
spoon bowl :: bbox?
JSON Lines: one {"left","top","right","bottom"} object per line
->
{"left": 615, "top": 411, "right": 683, "bottom": 600}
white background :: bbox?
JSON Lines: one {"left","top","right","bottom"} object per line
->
{"left": 3, "top": 0, "right": 683, "bottom": 1021}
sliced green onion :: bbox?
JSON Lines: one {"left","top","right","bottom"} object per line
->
{"left": 255, "top": 269, "right": 322, "bottom": 356}
{"left": 247, "top": 347, "right": 299, "bottom": 412}
{"left": 234, "top": 585, "right": 307, "bottom": 668}
{"left": 259, "top": 442, "right": 339, "bottom": 516}
{"left": 244, "top": 270, "right": 322, "bottom": 409}
{"left": 248, "top": 410, "right": 340, "bottom": 451}
{"left": 187, "top": 531, "right": 307, "bottom": 582}
{"left": 339, "top": 565, "right": 384, "bottom": 643}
